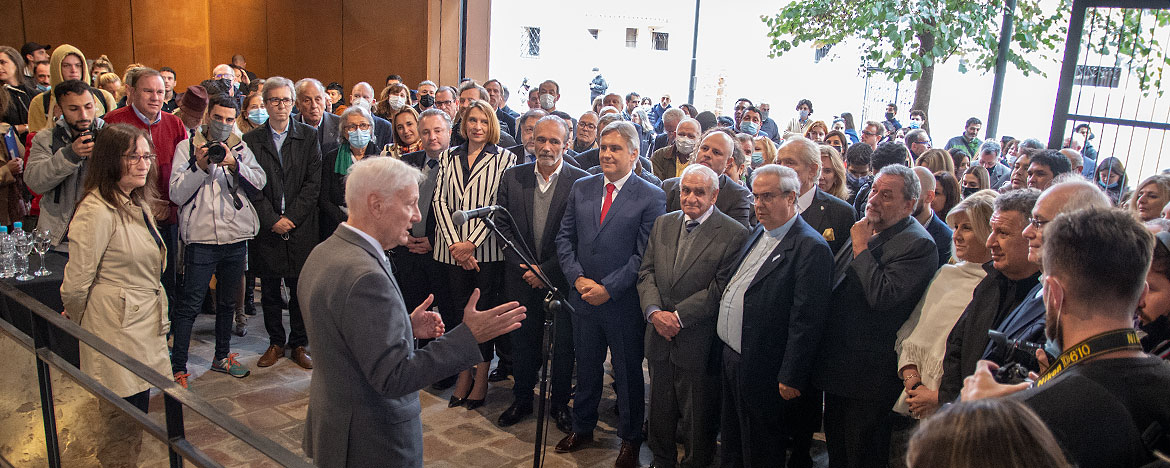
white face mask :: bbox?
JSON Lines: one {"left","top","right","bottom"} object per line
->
{"left": 539, "top": 94, "right": 556, "bottom": 110}
{"left": 674, "top": 136, "right": 696, "bottom": 154}
{"left": 352, "top": 98, "right": 372, "bottom": 111}
{"left": 387, "top": 96, "right": 405, "bottom": 109}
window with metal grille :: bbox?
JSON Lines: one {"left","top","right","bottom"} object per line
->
{"left": 522, "top": 27, "right": 541, "bottom": 57}
{"left": 626, "top": 28, "right": 638, "bottom": 48}
{"left": 652, "top": 32, "right": 669, "bottom": 51}
{"left": 588, "top": 29, "right": 599, "bottom": 39}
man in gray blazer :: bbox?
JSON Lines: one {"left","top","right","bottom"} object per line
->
{"left": 298, "top": 157, "right": 526, "bottom": 468}
{"left": 638, "top": 164, "right": 749, "bottom": 468}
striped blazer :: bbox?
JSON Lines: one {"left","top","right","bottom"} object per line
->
{"left": 433, "top": 143, "right": 517, "bottom": 265}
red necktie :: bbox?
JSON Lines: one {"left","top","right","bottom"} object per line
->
{"left": 600, "top": 183, "right": 615, "bottom": 224}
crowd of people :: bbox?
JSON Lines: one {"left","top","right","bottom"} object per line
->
{"left": 2, "top": 40, "right": 1170, "bottom": 468}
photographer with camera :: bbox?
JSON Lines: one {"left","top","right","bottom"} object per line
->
{"left": 963, "top": 208, "right": 1170, "bottom": 468}
{"left": 26, "top": 79, "right": 106, "bottom": 252}
{"left": 169, "top": 93, "right": 266, "bottom": 386}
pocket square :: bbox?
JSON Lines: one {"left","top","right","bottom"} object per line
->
{"left": 822, "top": 228, "right": 835, "bottom": 242}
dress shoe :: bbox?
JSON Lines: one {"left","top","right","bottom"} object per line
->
{"left": 448, "top": 395, "right": 467, "bottom": 408}
{"left": 549, "top": 404, "right": 573, "bottom": 434}
{"left": 488, "top": 367, "right": 511, "bottom": 382}
{"left": 497, "top": 400, "right": 533, "bottom": 427}
{"left": 555, "top": 432, "right": 593, "bottom": 453}
{"left": 257, "top": 345, "right": 283, "bottom": 367}
{"left": 465, "top": 398, "right": 486, "bottom": 410}
{"left": 291, "top": 346, "right": 313, "bottom": 369}
{"left": 614, "top": 439, "right": 641, "bottom": 468}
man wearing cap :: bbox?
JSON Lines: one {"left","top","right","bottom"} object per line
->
{"left": 176, "top": 85, "right": 208, "bottom": 135}
{"left": 21, "top": 42, "right": 50, "bottom": 78}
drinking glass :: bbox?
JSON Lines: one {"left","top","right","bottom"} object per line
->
{"left": 34, "top": 229, "right": 51, "bottom": 277}
{"left": 15, "top": 234, "right": 34, "bottom": 281}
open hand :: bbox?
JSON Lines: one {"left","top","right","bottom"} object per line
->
{"left": 462, "top": 288, "right": 526, "bottom": 343}
{"left": 410, "top": 294, "right": 445, "bottom": 339}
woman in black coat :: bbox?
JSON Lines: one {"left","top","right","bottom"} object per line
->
{"left": 319, "top": 106, "right": 382, "bottom": 240}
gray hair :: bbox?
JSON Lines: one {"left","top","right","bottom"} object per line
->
{"left": 662, "top": 107, "right": 685, "bottom": 130}
{"left": 295, "top": 77, "right": 326, "bottom": 97}
{"left": 994, "top": 188, "right": 1041, "bottom": 217}
{"left": 676, "top": 118, "right": 701, "bottom": 134}
{"left": 681, "top": 163, "right": 719, "bottom": 192}
{"left": 418, "top": 108, "right": 452, "bottom": 128}
{"left": 600, "top": 121, "right": 640, "bottom": 155}
{"left": 262, "top": 76, "right": 297, "bottom": 101}
{"left": 778, "top": 136, "right": 822, "bottom": 172}
{"left": 979, "top": 140, "right": 1001, "bottom": 156}
{"left": 519, "top": 109, "right": 548, "bottom": 128}
{"left": 1060, "top": 148, "right": 1083, "bottom": 170}
{"left": 534, "top": 115, "right": 570, "bottom": 139}
{"left": 352, "top": 81, "right": 375, "bottom": 97}
{"left": 631, "top": 108, "right": 652, "bottom": 133}
{"left": 337, "top": 106, "right": 375, "bottom": 145}
{"left": 905, "top": 128, "right": 929, "bottom": 145}
{"left": 418, "top": 80, "right": 437, "bottom": 90}
{"left": 457, "top": 81, "right": 489, "bottom": 101}
{"left": 1050, "top": 178, "right": 1112, "bottom": 212}
{"left": 125, "top": 67, "right": 160, "bottom": 88}
{"left": 877, "top": 164, "right": 922, "bottom": 202}
{"left": 1020, "top": 138, "right": 1046, "bottom": 151}
{"left": 750, "top": 164, "right": 801, "bottom": 194}
{"left": 345, "top": 156, "right": 424, "bottom": 216}
{"left": 598, "top": 112, "right": 623, "bottom": 133}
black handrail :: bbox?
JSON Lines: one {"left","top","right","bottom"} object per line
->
{"left": 0, "top": 281, "right": 313, "bottom": 468}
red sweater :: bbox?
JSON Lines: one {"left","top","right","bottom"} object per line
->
{"left": 102, "top": 105, "right": 188, "bottom": 223}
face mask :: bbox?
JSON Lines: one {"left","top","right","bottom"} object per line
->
{"left": 908, "top": 120, "right": 922, "bottom": 129}
{"left": 247, "top": 108, "right": 268, "bottom": 125}
{"left": 218, "top": 78, "right": 233, "bottom": 93}
{"left": 1100, "top": 175, "right": 1120, "bottom": 189}
{"left": 751, "top": 152, "right": 764, "bottom": 166}
{"left": 206, "top": 120, "right": 233, "bottom": 142}
{"left": 740, "top": 121, "right": 759, "bottom": 135}
{"left": 539, "top": 94, "right": 556, "bottom": 110}
{"left": 348, "top": 128, "right": 372, "bottom": 148}
{"left": 799, "top": 109, "right": 809, "bottom": 120}
{"left": 351, "top": 98, "right": 371, "bottom": 111}
{"left": 641, "top": 104, "right": 651, "bottom": 113}
{"left": 1139, "top": 314, "right": 1170, "bottom": 349}
{"left": 962, "top": 186, "right": 980, "bottom": 198}
{"left": 419, "top": 94, "right": 435, "bottom": 108}
{"left": 760, "top": 111, "right": 770, "bottom": 121}
{"left": 846, "top": 174, "right": 870, "bottom": 192}
{"left": 387, "top": 96, "right": 405, "bottom": 109}
{"left": 885, "top": 112, "right": 896, "bottom": 121}
{"left": 674, "top": 137, "right": 696, "bottom": 154}
{"left": 36, "top": 84, "right": 50, "bottom": 93}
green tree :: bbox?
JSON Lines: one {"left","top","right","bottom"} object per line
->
{"left": 761, "top": 0, "right": 1169, "bottom": 116}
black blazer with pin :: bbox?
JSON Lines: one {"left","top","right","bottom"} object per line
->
{"left": 799, "top": 187, "right": 857, "bottom": 255}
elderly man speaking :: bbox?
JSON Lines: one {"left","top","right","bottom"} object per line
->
{"left": 298, "top": 157, "right": 527, "bottom": 468}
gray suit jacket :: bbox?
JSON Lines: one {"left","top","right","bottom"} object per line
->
{"left": 299, "top": 225, "right": 482, "bottom": 468}
{"left": 661, "top": 174, "right": 754, "bottom": 228}
{"left": 638, "top": 209, "right": 748, "bottom": 370}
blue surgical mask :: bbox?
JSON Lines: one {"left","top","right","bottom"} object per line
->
{"left": 36, "top": 84, "right": 50, "bottom": 93}
{"left": 751, "top": 152, "right": 764, "bottom": 166}
{"left": 908, "top": 120, "right": 922, "bottom": 129}
{"left": 348, "top": 128, "right": 372, "bottom": 148}
{"left": 799, "top": 109, "right": 810, "bottom": 120}
{"left": 247, "top": 108, "right": 268, "bottom": 125}
{"left": 740, "top": 121, "right": 759, "bottom": 135}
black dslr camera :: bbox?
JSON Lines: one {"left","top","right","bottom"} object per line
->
{"left": 75, "top": 127, "right": 101, "bottom": 145}
{"left": 987, "top": 330, "right": 1052, "bottom": 384}
{"left": 203, "top": 142, "right": 227, "bottom": 164}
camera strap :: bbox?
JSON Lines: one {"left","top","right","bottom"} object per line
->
{"left": 1035, "top": 328, "right": 1142, "bottom": 387}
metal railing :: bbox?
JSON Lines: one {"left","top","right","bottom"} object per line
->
{"left": 0, "top": 281, "right": 312, "bottom": 468}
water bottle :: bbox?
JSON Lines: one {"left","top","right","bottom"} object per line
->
{"left": 0, "top": 226, "right": 13, "bottom": 279}
{"left": 12, "top": 222, "right": 28, "bottom": 279}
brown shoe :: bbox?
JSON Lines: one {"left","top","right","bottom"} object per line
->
{"left": 555, "top": 432, "right": 593, "bottom": 453}
{"left": 614, "top": 439, "right": 640, "bottom": 468}
{"left": 291, "top": 346, "right": 313, "bottom": 369}
{"left": 257, "top": 345, "right": 283, "bottom": 367}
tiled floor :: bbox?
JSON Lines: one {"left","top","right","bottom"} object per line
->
{"left": 2, "top": 305, "right": 830, "bottom": 467}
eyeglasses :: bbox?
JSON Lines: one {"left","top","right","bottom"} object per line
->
{"left": 214, "top": 73, "right": 233, "bottom": 80}
{"left": 124, "top": 153, "right": 157, "bottom": 164}
{"left": 752, "top": 191, "right": 783, "bottom": 204}
{"left": 343, "top": 123, "right": 372, "bottom": 131}
{"left": 862, "top": 131, "right": 880, "bottom": 137}
{"left": 1028, "top": 217, "right": 1050, "bottom": 229}
{"left": 578, "top": 123, "right": 597, "bottom": 130}
{"left": 435, "top": 99, "right": 454, "bottom": 107}
{"left": 266, "top": 97, "right": 293, "bottom": 106}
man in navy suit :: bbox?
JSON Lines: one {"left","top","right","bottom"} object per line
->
{"left": 813, "top": 165, "right": 937, "bottom": 468}
{"left": 776, "top": 136, "right": 857, "bottom": 255}
{"left": 717, "top": 164, "right": 833, "bottom": 468}
{"left": 495, "top": 115, "right": 588, "bottom": 430}
{"left": 555, "top": 121, "right": 666, "bottom": 468}
{"left": 913, "top": 166, "right": 954, "bottom": 267}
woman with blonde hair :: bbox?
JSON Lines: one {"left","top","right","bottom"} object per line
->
{"left": 237, "top": 92, "right": 267, "bottom": 134}
{"left": 1129, "top": 173, "right": 1170, "bottom": 221}
{"left": 915, "top": 148, "right": 955, "bottom": 175}
{"left": 96, "top": 72, "right": 124, "bottom": 104}
{"left": 751, "top": 136, "right": 777, "bottom": 168}
{"left": 818, "top": 145, "right": 849, "bottom": 201}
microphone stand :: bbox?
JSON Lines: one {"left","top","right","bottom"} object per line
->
{"left": 480, "top": 211, "right": 571, "bottom": 468}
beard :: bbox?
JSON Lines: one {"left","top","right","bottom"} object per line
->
{"left": 573, "top": 138, "right": 595, "bottom": 153}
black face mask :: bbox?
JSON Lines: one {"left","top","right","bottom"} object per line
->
{"left": 962, "top": 186, "right": 980, "bottom": 198}
{"left": 1140, "top": 314, "right": 1170, "bottom": 351}
{"left": 885, "top": 112, "right": 896, "bottom": 121}
{"left": 419, "top": 94, "right": 435, "bottom": 108}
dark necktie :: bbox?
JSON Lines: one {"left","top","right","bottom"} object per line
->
{"left": 427, "top": 159, "right": 438, "bottom": 169}
{"left": 685, "top": 220, "right": 699, "bottom": 233}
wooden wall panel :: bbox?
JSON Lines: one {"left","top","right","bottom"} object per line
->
{"left": 0, "top": 0, "right": 25, "bottom": 55}
{"left": 265, "top": 0, "right": 343, "bottom": 86}
{"left": 19, "top": 0, "right": 134, "bottom": 76}
{"left": 341, "top": 0, "right": 429, "bottom": 93}
{"left": 463, "top": 0, "right": 490, "bottom": 83}
{"left": 209, "top": 0, "right": 268, "bottom": 82}
{"left": 131, "top": 0, "right": 210, "bottom": 89}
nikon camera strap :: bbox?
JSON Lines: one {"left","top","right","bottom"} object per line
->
{"left": 1035, "top": 328, "right": 1142, "bottom": 387}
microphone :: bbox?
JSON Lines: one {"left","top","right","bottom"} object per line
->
{"left": 452, "top": 205, "right": 503, "bottom": 226}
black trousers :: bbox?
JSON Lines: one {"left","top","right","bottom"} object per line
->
{"left": 446, "top": 261, "right": 504, "bottom": 362}
{"left": 649, "top": 356, "right": 720, "bottom": 468}
{"left": 823, "top": 393, "right": 895, "bottom": 468}
{"left": 391, "top": 250, "right": 452, "bottom": 321}
{"left": 509, "top": 285, "right": 574, "bottom": 407}
{"left": 720, "top": 344, "right": 785, "bottom": 468}
{"left": 260, "top": 276, "right": 307, "bottom": 349}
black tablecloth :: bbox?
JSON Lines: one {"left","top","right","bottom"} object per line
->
{"left": 0, "top": 251, "right": 78, "bottom": 364}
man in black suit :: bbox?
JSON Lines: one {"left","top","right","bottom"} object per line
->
{"left": 912, "top": 167, "right": 954, "bottom": 267}
{"left": 507, "top": 109, "right": 546, "bottom": 164}
{"left": 494, "top": 115, "right": 588, "bottom": 431}
{"left": 776, "top": 136, "right": 857, "bottom": 255}
{"left": 293, "top": 78, "right": 341, "bottom": 159}
{"left": 660, "top": 128, "right": 753, "bottom": 228}
{"left": 814, "top": 164, "right": 937, "bottom": 468}
{"left": 485, "top": 79, "right": 517, "bottom": 137}
{"left": 649, "top": 107, "right": 685, "bottom": 155}
{"left": 640, "top": 163, "right": 749, "bottom": 468}
{"left": 718, "top": 164, "right": 833, "bottom": 468}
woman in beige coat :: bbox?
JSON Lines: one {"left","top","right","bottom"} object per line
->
{"left": 60, "top": 123, "right": 169, "bottom": 465}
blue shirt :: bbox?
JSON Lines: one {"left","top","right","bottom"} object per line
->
{"left": 131, "top": 104, "right": 161, "bottom": 126}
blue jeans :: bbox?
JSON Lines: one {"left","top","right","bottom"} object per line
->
{"left": 170, "top": 242, "right": 247, "bottom": 374}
